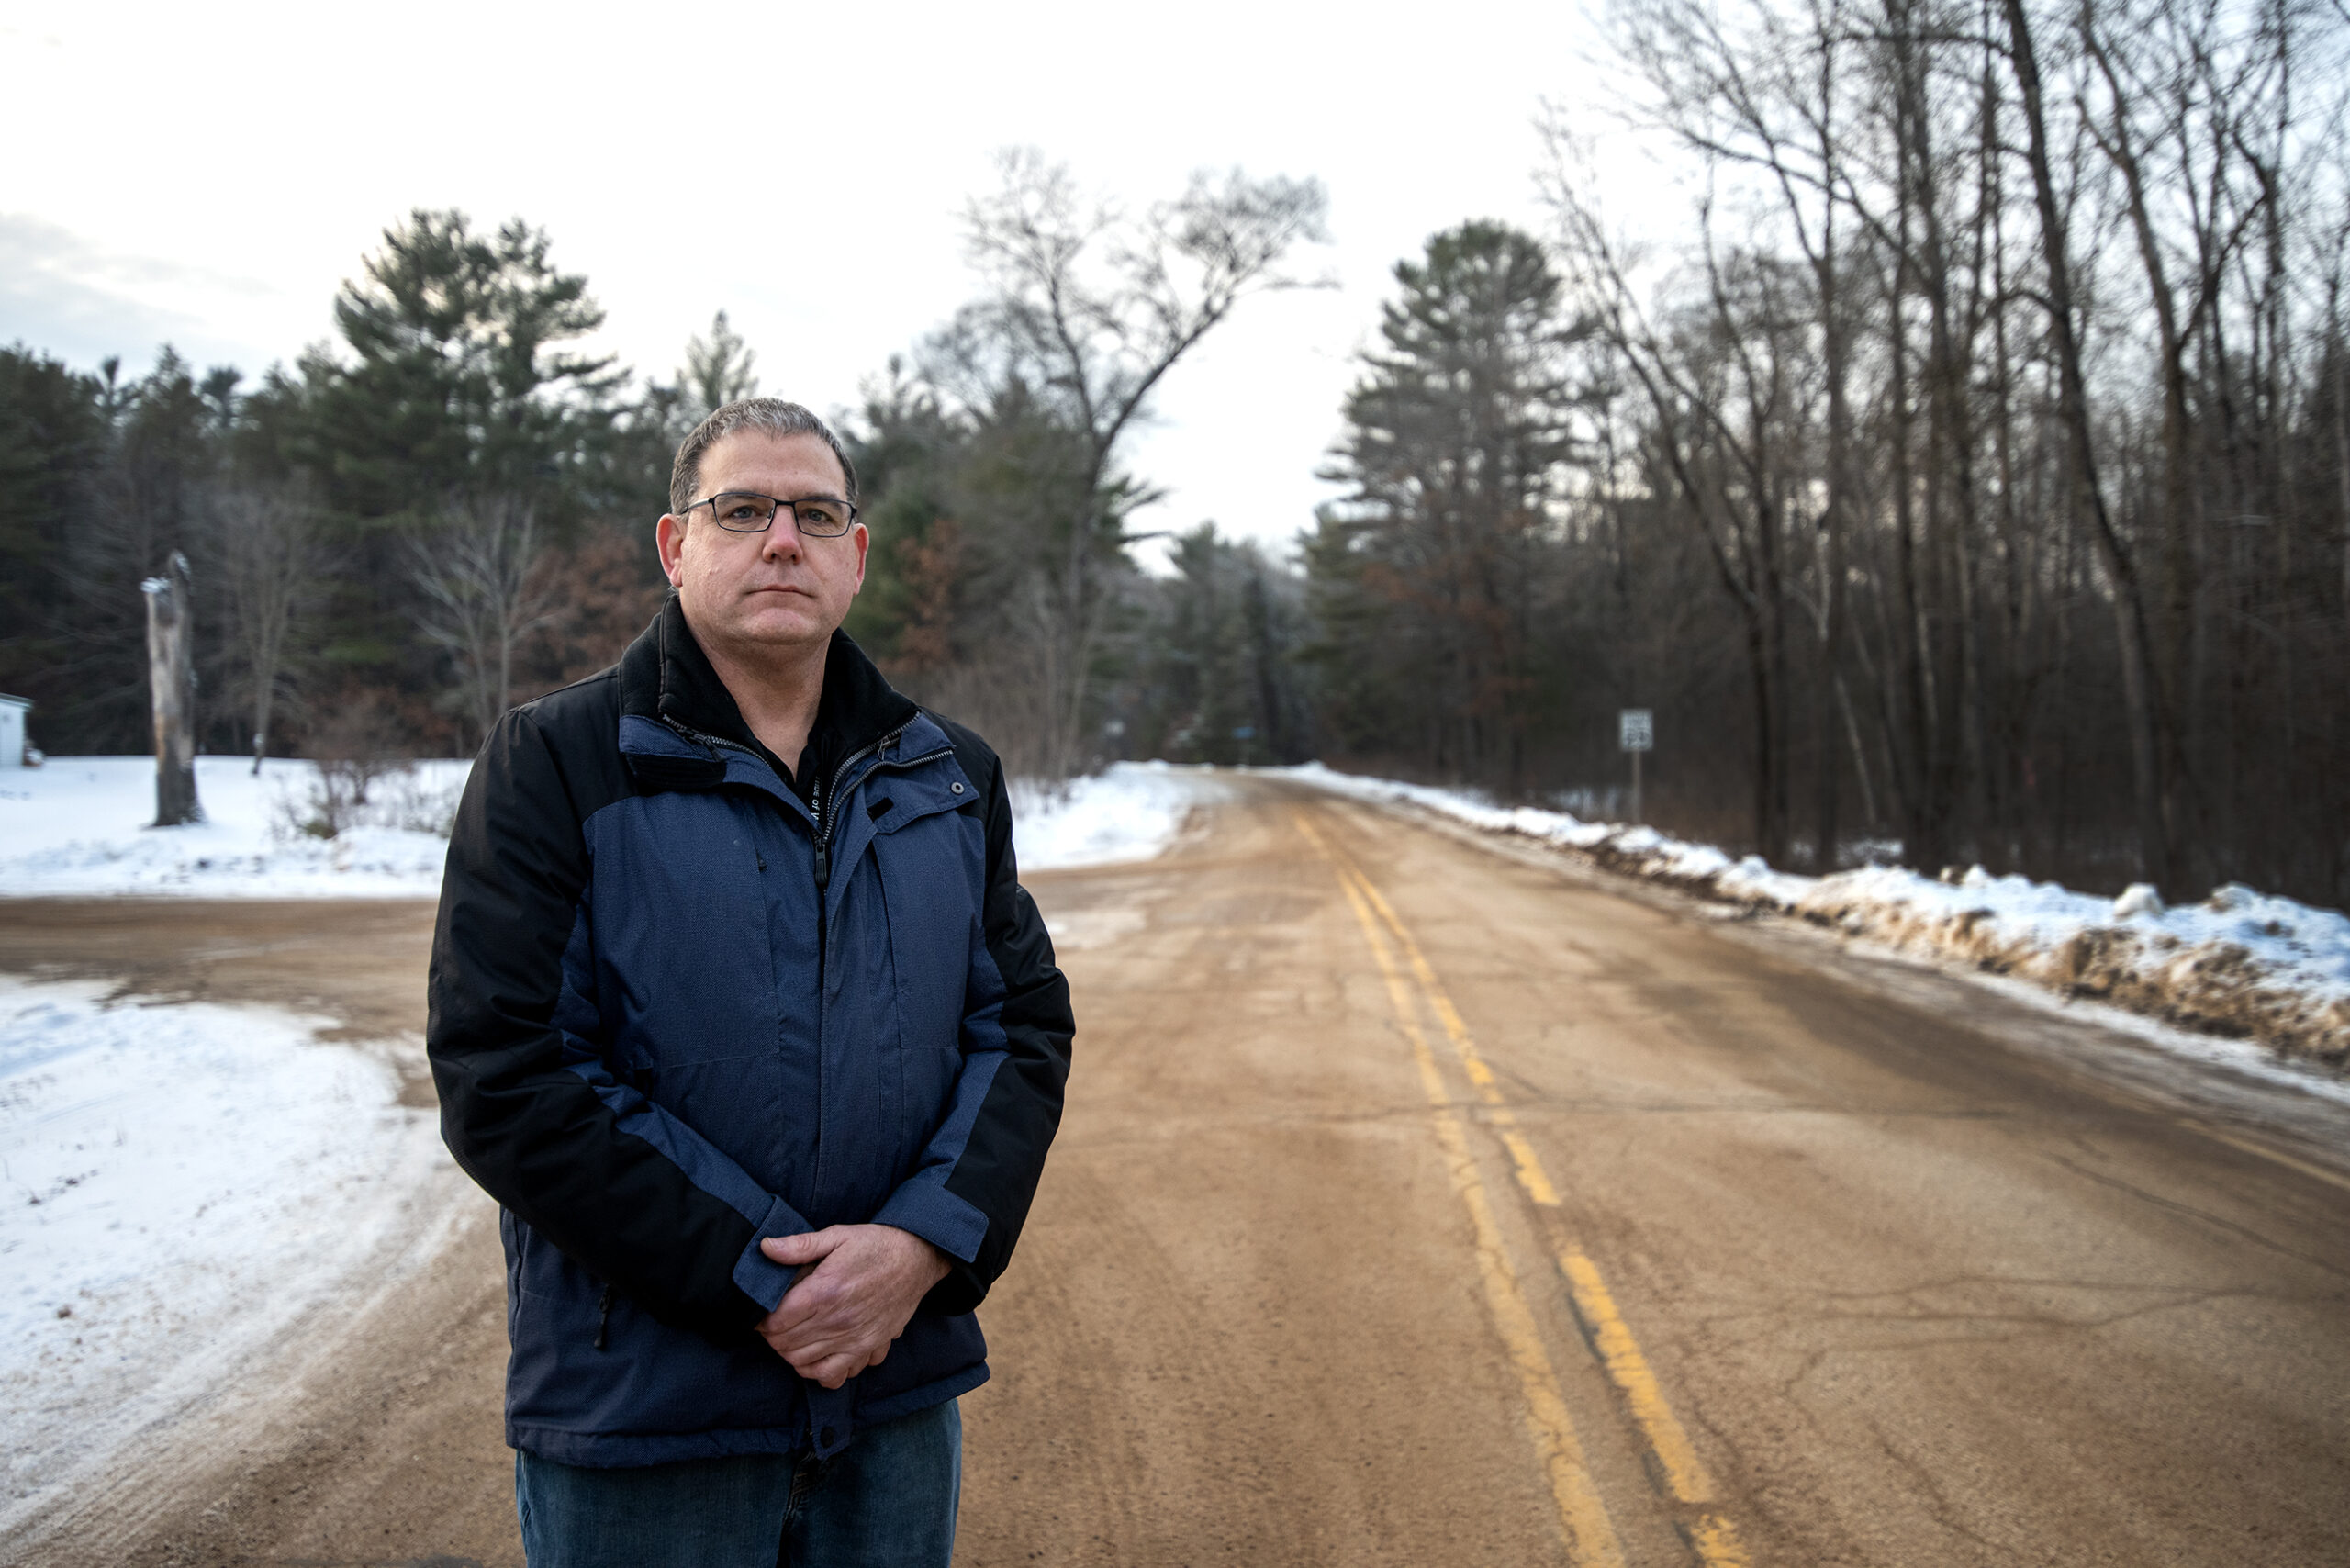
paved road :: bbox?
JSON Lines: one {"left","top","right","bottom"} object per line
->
{"left": 7, "top": 777, "right": 2347, "bottom": 1565}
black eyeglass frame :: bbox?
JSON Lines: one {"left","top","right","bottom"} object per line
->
{"left": 682, "top": 491, "right": 861, "bottom": 538}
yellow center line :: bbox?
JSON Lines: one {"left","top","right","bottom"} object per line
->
{"left": 1350, "top": 870, "right": 1561, "bottom": 1208}
{"left": 1300, "top": 807, "right": 1753, "bottom": 1568}
{"left": 1561, "top": 1255, "right": 1748, "bottom": 1563}
{"left": 1297, "top": 811, "right": 1626, "bottom": 1568}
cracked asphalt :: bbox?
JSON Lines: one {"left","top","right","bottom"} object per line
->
{"left": 6, "top": 776, "right": 2346, "bottom": 1565}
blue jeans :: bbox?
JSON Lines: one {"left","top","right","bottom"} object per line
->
{"left": 514, "top": 1399, "right": 960, "bottom": 1568}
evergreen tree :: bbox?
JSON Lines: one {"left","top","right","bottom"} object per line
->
{"left": 845, "top": 365, "right": 1133, "bottom": 776}
{"left": 1312, "top": 221, "right": 1583, "bottom": 791}
{"left": 680, "top": 309, "right": 759, "bottom": 421}
{"left": 310, "top": 208, "right": 620, "bottom": 517}
{"left": 1139, "top": 524, "right": 1314, "bottom": 765}
{"left": 291, "top": 210, "right": 628, "bottom": 743}
{"left": 0, "top": 346, "right": 107, "bottom": 729}
{"left": 61, "top": 349, "right": 227, "bottom": 752}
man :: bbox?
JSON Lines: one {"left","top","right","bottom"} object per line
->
{"left": 428, "top": 398, "right": 1072, "bottom": 1567}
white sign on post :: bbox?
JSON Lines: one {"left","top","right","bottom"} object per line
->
{"left": 1619, "top": 709, "right": 1652, "bottom": 824}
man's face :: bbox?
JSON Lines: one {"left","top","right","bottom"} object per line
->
{"left": 656, "top": 431, "right": 868, "bottom": 665}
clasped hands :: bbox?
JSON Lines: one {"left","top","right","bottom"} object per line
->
{"left": 755, "top": 1224, "right": 952, "bottom": 1389}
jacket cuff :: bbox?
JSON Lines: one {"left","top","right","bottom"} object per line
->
{"left": 731, "top": 1195, "right": 809, "bottom": 1314}
{"left": 873, "top": 1179, "right": 989, "bottom": 1265}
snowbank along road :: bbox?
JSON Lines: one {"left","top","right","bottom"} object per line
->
{"left": 5, "top": 773, "right": 2347, "bottom": 1565}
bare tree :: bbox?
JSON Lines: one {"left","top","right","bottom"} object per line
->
{"left": 208, "top": 476, "right": 329, "bottom": 772}
{"left": 413, "top": 493, "right": 558, "bottom": 746}
{"left": 1563, "top": 0, "right": 1869, "bottom": 866}
{"left": 1549, "top": 145, "right": 1818, "bottom": 862}
{"left": 1525, "top": 0, "right": 2350, "bottom": 896}
{"left": 930, "top": 149, "right": 1330, "bottom": 778}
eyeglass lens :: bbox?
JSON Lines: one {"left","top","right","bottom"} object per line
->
{"left": 706, "top": 493, "right": 855, "bottom": 536}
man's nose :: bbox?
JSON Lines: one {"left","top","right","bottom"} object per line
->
{"left": 759, "top": 521, "right": 805, "bottom": 562}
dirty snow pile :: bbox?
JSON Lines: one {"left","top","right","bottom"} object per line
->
{"left": 1282, "top": 763, "right": 2350, "bottom": 1071}
{"left": 0, "top": 756, "right": 468, "bottom": 898}
{"left": 0, "top": 977, "right": 442, "bottom": 1524}
{"left": 1013, "top": 761, "right": 1217, "bottom": 870}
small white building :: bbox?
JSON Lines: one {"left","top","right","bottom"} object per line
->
{"left": 0, "top": 695, "right": 28, "bottom": 767}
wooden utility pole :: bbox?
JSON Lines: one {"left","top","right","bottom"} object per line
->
{"left": 143, "top": 551, "right": 201, "bottom": 826}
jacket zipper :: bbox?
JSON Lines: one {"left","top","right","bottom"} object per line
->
{"left": 657, "top": 714, "right": 951, "bottom": 896}
{"left": 648, "top": 713, "right": 955, "bottom": 1244}
{"left": 811, "top": 727, "right": 925, "bottom": 892}
{"left": 658, "top": 714, "right": 759, "bottom": 766}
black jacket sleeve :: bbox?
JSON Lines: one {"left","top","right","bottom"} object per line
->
{"left": 923, "top": 722, "right": 1077, "bottom": 1316}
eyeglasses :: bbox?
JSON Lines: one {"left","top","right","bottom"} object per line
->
{"left": 684, "top": 491, "right": 860, "bottom": 537}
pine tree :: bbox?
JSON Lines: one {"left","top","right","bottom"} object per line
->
{"left": 680, "top": 309, "right": 759, "bottom": 421}
{"left": 311, "top": 208, "right": 619, "bottom": 519}
{"left": 1313, "top": 221, "right": 1583, "bottom": 792}
{"left": 0, "top": 348, "right": 107, "bottom": 727}
{"left": 295, "top": 210, "right": 626, "bottom": 743}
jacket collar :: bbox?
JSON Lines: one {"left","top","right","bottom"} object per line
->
{"left": 618, "top": 595, "right": 919, "bottom": 792}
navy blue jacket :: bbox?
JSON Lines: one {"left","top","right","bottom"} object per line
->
{"left": 427, "top": 599, "right": 1072, "bottom": 1467}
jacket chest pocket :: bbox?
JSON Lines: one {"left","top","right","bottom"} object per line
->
{"left": 591, "top": 791, "right": 802, "bottom": 1069}
{"left": 867, "top": 806, "right": 981, "bottom": 1055}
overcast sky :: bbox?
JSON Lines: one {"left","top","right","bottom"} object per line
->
{"left": 1, "top": 0, "right": 1672, "bottom": 560}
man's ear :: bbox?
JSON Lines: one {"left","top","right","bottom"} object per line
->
{"left": 655, "top": 514, "right": 688, "bottom": 588}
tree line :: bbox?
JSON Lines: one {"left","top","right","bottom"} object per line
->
{"left": 0, "top": 213, "right": 726, "bottom": 770}
{"left": 5, "top": 0, "right": 2346, "bottom": 913}
{"left": 1308, "top": 0, "right": 2348, "bottom": 908}
{"left": 0, "top": 155, "right": 1329, "bottom": 792}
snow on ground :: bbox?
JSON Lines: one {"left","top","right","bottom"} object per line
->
{"left": 0, "top": 977, "right": 442, "bottom": 1525}
{"left": 1279, "top": 763, "right": 2350, "bottom": 1076}
{"left": 6, "top": 753, "right": 2337, "bottom": 1071}
{"left": 0, "top": 754, "right": 1211, "bottom": 897}
{"left": 1013, "top": 761, "right": 1222, "bottom": 870}
{"left": 0, "top": 756, "right": 468, "bottom": 898}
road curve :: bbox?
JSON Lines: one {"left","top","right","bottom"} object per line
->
{"left": 5, "top": 775, "right": 2346, "bottom": 1565}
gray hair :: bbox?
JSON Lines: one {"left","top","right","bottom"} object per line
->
{"left": 668, "top": 398, "right": 860, "bottom": 518}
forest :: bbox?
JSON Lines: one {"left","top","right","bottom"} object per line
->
{"left": 2, "top": 0, "right": 2344, "bottom": 908}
